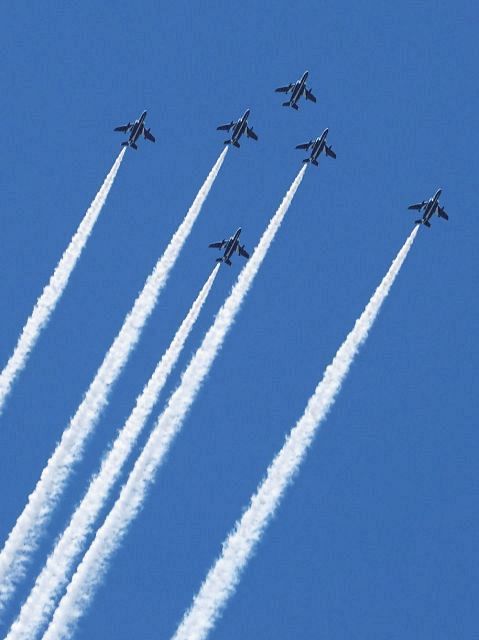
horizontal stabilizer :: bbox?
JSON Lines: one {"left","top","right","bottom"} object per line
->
{"left": 424, "top": 220, "right": 431, "bottom": 227}
{"left": 225, "top": 259, "right": 232, "bottom": 266}
{"left": 291, "top": 103, "right": 299, "bottom": 111}
{"left": 130, "top": 143, "right": 138, "bottom": 150}
{"left": 121, "top": 141, "right": 129, "bottom": 147}
{"left": 216, "top": 258, "right": 223, "bottom": 263}
{"left": 415, "top": 219, "right": 423, "bottom": 225}
{"left": 282, "top": 101, "right": 291, "bottom": 107}
{"left": 223, "top": 140, "right": 231, "bottom": 146}
{"left": 233, "top": 141, "right": 240, "bottom": 148}
{"left": 312, "top": 159, "right": 319, "bottom": 166}
{"left": 302, "top": 159, "right": 310, "bottom": 164}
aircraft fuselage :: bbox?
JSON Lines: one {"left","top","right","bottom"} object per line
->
{"left": 129, "top": 111, "right": 147, "bottom": 145}
{"left": 422, "top": 188, "right": 442, "bottom": 224}
{"left": 231, "top": 110, "right": 250, "bottom": 145}
{"left": 223, "top": 228, "right": 242, "bottom": 263}
{"left": 290, "top": 71, "right": 308, "bottom": 107}
{"left": 310, "top": 129, "right": 329, "bottom": 162}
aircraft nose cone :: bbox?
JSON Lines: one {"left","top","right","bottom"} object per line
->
{"left": 245, "top": 109, "right": 250, "bottom": 117}
{"left": 304, "top": 70, "right": 309, "bottom": 78}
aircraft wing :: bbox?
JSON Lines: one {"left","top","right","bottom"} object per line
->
{"left": 408, "top": 202, "right": 425, "bottom": 210}
{"left": 114, "top": 123, "right": 131, "bottom": 132}
{"left": 295, "top": 142, "right": 312, "bottom": 150}
{"left": 325, "top": 145, "right": 336, "bottom": 159}
{"left": 275, "top": 84, "right": 293, "bottom": 93}
{"left": 305, "top": 88, "right": 317, "bottom": 102}
{"left": 209, "top": 241, "right": 225, "bottom": 249}
{"left": 144, "top": 128, "right": 156, "bottom": 142}
{"left": 237, "top": 245, "right": 250, "bottom": 259}
{"left": 437, "top": 206, "right": 449, "bottom": 220}
{"left": 217, "top": 121, "right": 234, "bottom": 131}
{"left": 246, "top": 126, "right": 258, "bottom": 141}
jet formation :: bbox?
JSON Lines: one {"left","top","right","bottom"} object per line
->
{"left": 296, "top": 128, "right": 336, "bottom": 166}
{"left": 209, "top": 228, "right": 250, "bottom": 266}
{"left": 114, "top": 111, "right": 156, "bottom": 149}
{"left": 216, "top": 110, "right": 258, "bottom": 148}
{"left": 408, "top": 189, "right": 449, "bottom": 227}
{"left": 114, "top": 72, "right": 449, "bottom": 240}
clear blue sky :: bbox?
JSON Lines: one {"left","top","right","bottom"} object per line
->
{"left": 0, "top": 1, "right": 477, "bottom": 638}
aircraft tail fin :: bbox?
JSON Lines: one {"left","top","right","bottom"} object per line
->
{"left": 302, "top": 159, "right": 310, "bottom": 164}
{"left": 415, "top": 219, "right": 423, "bottom": 226}
{"left": 282, "top": 101, "right": 291, "bottom": 107}
{"left": 121, "top": 141, "right": 129, "bottom": 147}
{"left": 215, "top": 258, "right": 223, "bottom": 264}
{"left": 223, "top": 140, "right": 231, "bottom": 146}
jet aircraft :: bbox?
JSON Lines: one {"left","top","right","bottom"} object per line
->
{"left": 408, "top": 189, "right": 449, "bottom": 227}
{"left": 296, "top": 128, "right": 336, "bottom": 166}
{"left": 216, "top": 109, "right": 258, "bottom": 148}
{"left": 275, "top": 71, "right": 317, "bottom": 110}
{"left": 209, "top": 228, "right": 250, "bottom": 266}
{"left": 114, "top": 111, "right": 156, "bottom": 149}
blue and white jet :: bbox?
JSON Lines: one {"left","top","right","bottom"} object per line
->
{"left": 114, "top": 110, "right": 156, "bottom": 149}
{"left": 408, "top": 189, "right": 449, "bottom": 227}
{"left": 275, "top": 70, "right": 317, "bottom": 110}
{"left": 216, "top": 109, "right": 258, "bottom": 148}
{"left": 296, "top": 128, "right": 336, "bottom": 166}
{"left": 209, "top": 228, "right": 250, "bottom": 266}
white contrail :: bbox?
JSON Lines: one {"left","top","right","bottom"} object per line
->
{"left": 0, "top": 149, "right": 126, "bottom": 416}
{"left": 5, "top": 265, "right": 220, "bottom": 640}
{"left": 172, "top": 225, "right": 419, "bottom": 640}
{"left": 0, "top": 148, "right": 228, "bottom": 614}
{"left": 42, "top": 164, "right": 307, "bottom": 640}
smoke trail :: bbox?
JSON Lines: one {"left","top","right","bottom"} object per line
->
{"left": 172, "top": 226, "right": 419, "bottom": 640}
{"left": 0, "top": 149, "right": 126, "bottom": 415}
{"left": 42, "top": 165, "right": 307, "bottom": 640}
{"left": 5, "top": 265, "right": 220, "bottom": 640}
{"left": 0, "top": 148, "right": 227, "bottom": 614}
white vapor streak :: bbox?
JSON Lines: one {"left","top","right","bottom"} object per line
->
{"left": 0, "top": 149, "right": 126, "bottom": 415}
{"left": 0, "top": 148, "right": 227, "bottom": 613}
{"left": 172, "top": 225, "right": 419, "bottom": 640}
{"left": 43, "top": 164, "right": 307, "bottom": 640}
{"left": 6, "top": 265, "right": 220, "bottom": 640}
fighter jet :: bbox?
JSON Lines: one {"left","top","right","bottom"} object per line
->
{"left": 296, "top": 129, "right": 336, "bottom": 166}
{"left": 209, "top": 228, "right": 250, "bottom": 266}
{"left": 275, "top": 71, "right": 317, "bottom": 110}
{"left": 216, "top": 109, "right": 258, "bottom": 148}
{"left": 114, "top": 110, "right": 156, "bottom": 149}
{"left": 408, "top": 188, "right": 449, "bottom": 227}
